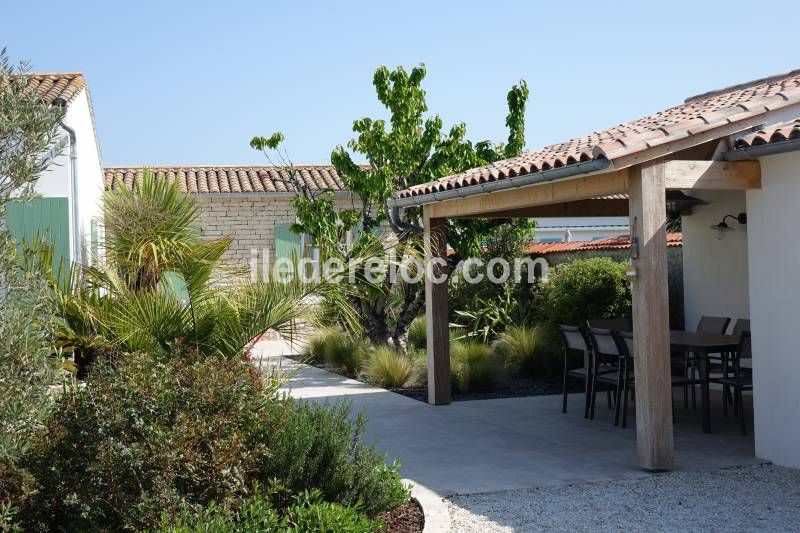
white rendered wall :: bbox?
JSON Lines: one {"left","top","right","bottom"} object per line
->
{"left": 33, "top": 89, "right": 104, "bottom": 264}
{"left": 68, "top": 90, "right": 104, "bottom": 264}
{"left": 33, "top": 146, "right": 69, "bottom": 197}
{"left": 746, "top": 151, "right": 800, "bottom": 468}
{"left": 681, "top": 191, "right": 749, "bottom": 331}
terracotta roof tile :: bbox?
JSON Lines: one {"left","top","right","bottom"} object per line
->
{"left": 396, "top": 69, "right": 800, "bottom": 200}
{"left": 103, "top": 165, "right": 354, "bottom": 194}
{"left": 523, "top": 233, "right": 682, "bottom": 256}
{"left": 18, "top": 72, "right": 86, "bottom": 105}
{"left": 733, "top": 118, "right": 800, "bottom": 148}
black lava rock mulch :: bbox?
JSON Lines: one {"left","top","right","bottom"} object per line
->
{"left": 391, "top": 376, "right": 582, "bottom": 403}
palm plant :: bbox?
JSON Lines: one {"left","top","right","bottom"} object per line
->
{"left": 101, "top": 169, "right": 229, "bottom": 291}
{"left": 55, "top": 170, "right": 359, "bottom": 365}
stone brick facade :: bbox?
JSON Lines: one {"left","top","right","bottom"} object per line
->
{"left": 194, "top": 193, "right": 361, "bottom": 277}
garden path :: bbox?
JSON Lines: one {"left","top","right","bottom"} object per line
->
{"left": 253, "top": 338, "right": 759, "bottom": 497}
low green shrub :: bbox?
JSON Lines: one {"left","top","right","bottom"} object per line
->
{"left": 21, "top": 352, "right": 408, "bottom": 530}
{"left": 407, "top": 316, "right": 427, "bottom": 351}
{"left": 262, "top": 402, "right": 409, "bottom": 516}
{"left": 322, "top": 329, "right": 369, "bottom": 375}
{"left": 539, "top": 257, "right": 631, "bottom": 360}
{"left": 450, "top": 340, "right": 500, "bottom": 392}
{"left": 285, "top": 490, "right": 379, "bottom": 532}
{"left": 545, "top": 257, "right": 631, "bottom": 326}
{"left": 493, "top": 325, "right": 540, "bottom": 376}
{"left": 165, "top": 490, "right": 379, "bottom": 533}
{"left": 165, "top": 495, "right": 284, "bottom": 532}
{"left": 364, "top": 347, "right": 414, "bottom": 389}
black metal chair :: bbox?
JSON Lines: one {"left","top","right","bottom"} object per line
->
{"left": 731, "top": 318, "right": 750, "bottom": 336}
{"left": 719, "top": 319, "right": 751, "bottom": 412}
{"left": 698, "top": 316, "right": 732, "bottom": 335}
{"left": 586, "top": 327, "right": 625, "bottom": 425}
{"left": 557, "top": 324, "right": 594, "bottom": 418}
{"left": 714, "top": 331, "right": 753, "bottom": 435}
{"left": 684, "top": 316, "right": 732, "bottom": 409}
{"left": 615, "top": 330, "right": 697, "bottom": 429}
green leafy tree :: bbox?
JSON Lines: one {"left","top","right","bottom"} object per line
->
{"left": 252, "top": 64, "right": 533, "bottom": 350}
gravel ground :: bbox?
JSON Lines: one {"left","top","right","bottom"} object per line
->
{"left": 447, "top": 464, "right": 800, "bottom": 532}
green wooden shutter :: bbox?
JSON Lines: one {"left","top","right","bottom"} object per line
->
{"left": 5, "top": 197, "right": 70, "bottom": 275}
{"left": 274, "top": 224, "right": 301, "bottom": 276}
{"left": 90, "top": 218, "right": 100, "bottom": 265}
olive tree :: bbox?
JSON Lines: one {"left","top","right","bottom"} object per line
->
{"left": 0, "top": 48, "right": 67, "bottom": 522}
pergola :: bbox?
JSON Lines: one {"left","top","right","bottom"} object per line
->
{"left": 389, "top": 72, "right": 800, "bottom": 471}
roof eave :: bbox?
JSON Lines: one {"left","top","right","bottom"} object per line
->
{"left": 388, "top": 157, "right": 612, "bottom": 209}
{"left": 724, "top": 138, "right": 800, "bottom": 161}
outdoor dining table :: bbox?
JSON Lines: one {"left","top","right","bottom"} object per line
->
{"left": 669, "top": 330, "right": 740, "bottom": 434}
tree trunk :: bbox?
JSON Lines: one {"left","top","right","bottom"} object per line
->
{"left": 391, "top": 280, "right": 426, "bottom": 354}
{"left": 361, "top": 296, "right": 391, "bottom": 346}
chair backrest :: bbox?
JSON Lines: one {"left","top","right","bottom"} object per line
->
{"left": 616, "top": 330, "right": 635, "bottom": 359}
{"left": 697, "top": 315, "right": 731, "bottom": 335}
{"left": 556, "top": 324, "right": 588, "bottom": 352}
{"left": 587, "top": 327, "right": 624, "bottom": 358}
{"left": 732, "top": 318, "right": 751, "bottom": 336}
{"left": 588, "top": 318, "right": 632, "bottom": 332}
{"left": 736, "top": 331, "right": 752, "bottom": 370}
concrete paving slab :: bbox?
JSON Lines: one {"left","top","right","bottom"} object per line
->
{"left": 253, "top": 341, "right": 759, "bottom": 497}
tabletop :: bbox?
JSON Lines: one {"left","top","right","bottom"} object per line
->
{"left": 669, "top": 330, "right": 740, "bottom": 351}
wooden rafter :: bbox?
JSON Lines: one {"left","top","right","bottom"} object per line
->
{"left": 662, "top": 160, "right": 761, "bottom": 190}
{"left": 428, "top": 170, "right": 631, "bottom": 219}
{"left": 451, "top": 198, "right": 629, "bottom": 219}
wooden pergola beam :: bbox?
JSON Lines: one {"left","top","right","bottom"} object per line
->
{"left": 421, "top": 159, "right": 759, "bottom": 220}
{"left": 428, "top": 169, "right": 631, "bottom": 219}
{"left": 451, "top": 198, "right": 629, "bottom": 219}
{"left": 663, "top": 160, "right": 761, "bottom": 190}
{"left": 628, "top": 161, "right": 674, "bottom": 470}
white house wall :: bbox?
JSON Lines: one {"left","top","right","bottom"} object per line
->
{"left": 746, "top": 150, "right": 800, "bottom": 469}
{"left": 681, "top": 191, "right": 749, "bottom": 331}
{"left": 32, "top": 89, "right": 103, "bottom": 264}
{"left": 34, "top": 144, "right": 69, "bottom": 198}
{"left": 68, "top": 89, "right": 104, "bottom": 263}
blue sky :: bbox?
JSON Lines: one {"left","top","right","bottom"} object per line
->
{"left": 3, "top": 0, "right": 799, "bottom": 166}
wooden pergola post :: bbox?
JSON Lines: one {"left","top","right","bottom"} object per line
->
{"left": 628, "top": 161, "right": 674, "bottom": 470}
{"left": 423, "top": 205, "right": 451, "bottom": 405}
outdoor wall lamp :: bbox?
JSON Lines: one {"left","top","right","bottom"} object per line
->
{"left": 710, "top": 213, "right": 747, "bottom": 240}
{"left": 665, "top": 191, "right": 708, "bottom": 217}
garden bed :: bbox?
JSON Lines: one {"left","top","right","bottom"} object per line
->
{"left": 391, "top": 376, "right": 582, "bottom": 402}
{"left": 293, "top": 357, "right": 581, "bottom": 402}
{"left": 378, "top": 498, "right": 424, "bottom": 532}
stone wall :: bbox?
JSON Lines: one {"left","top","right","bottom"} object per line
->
{"left": 194, "top": 193, "right": 361, "bottom": 277}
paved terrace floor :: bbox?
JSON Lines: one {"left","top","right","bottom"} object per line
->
{"left": 254, "top": 340, "right": 760, "bottom": 496}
